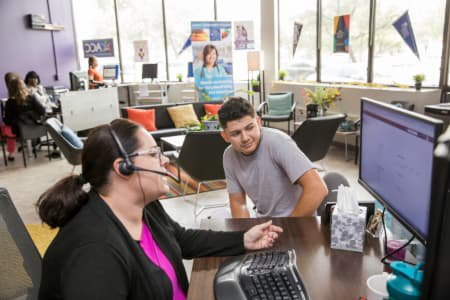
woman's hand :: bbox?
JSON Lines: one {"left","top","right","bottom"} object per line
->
{"left": 243, "top": 220, "right": 283, "bottom": 250}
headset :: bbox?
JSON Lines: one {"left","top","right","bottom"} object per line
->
{"left": 108, "top": 125, "right": 176, "bottom": 180}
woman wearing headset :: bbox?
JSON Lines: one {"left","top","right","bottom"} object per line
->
{"left": 37, "top": 118, "right": 282, "bottom": 300}
{"left": 194, "top": 44, "right": 228, "bottom": 101}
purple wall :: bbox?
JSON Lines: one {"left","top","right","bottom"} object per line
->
{"left": 0, "top": 0, "right": 77, "bottom": 98}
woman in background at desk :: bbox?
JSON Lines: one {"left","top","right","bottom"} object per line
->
{"left": 37, "top": 118, "right": 282, "bottom": 299}
{"left": 88, "top": 55, "right": 105, "bottom": 89}
{"left": 25, "top": 71, "right": 57, "bottom": 113}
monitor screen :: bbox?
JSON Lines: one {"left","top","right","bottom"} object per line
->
{"left": 142, "top": 63, "right": 158, "bottom": 80}
{"left": 358, "top": 98, "right": 443, "bottom": 243}
{"left": 103, "top": 65, "right": 119, "bottom": 80}
{"left": 69, "top": 71, "right": 88, "bottom": 91}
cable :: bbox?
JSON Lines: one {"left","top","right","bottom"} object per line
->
{"left": 380, "top": 207, "right": 415, "bottom": 265}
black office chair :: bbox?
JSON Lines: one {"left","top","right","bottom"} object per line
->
{"left": 0, "top": 188, "right": 42, "bottom": 300}
{"left": 317, "top": 171, "right": 350, "bottom": 217}
{"left": 391, "top": 101, "right": 415, "bottom": 111}
{"left": 45, "top": 118, "right": 83, "bottom": 173}
{"left": 291, "top": 113, "right": 346, "bottom": 163}
{"left": 176, "top": 131, "right": 230, "bottom": 219}
{"left": 17, "top": 120, "right": 51, "bottom": 168}
{"left": 257, "top": 92, "right": 296, "bottom": 134}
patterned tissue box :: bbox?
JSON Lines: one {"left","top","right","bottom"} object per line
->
{"left": 331, "top": 206, "right": 367, "bottom": 253}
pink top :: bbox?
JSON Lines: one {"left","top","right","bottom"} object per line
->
{"left": 139, "top": 222, "right": 186, "bottom": 300}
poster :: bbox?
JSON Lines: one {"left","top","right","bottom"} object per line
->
{"left": 393, "top": 11, "right": 420, "bottom": 59}
{"left": 82, "top": 38, "right": 114, "bottom": 58}
{"left": 191, "top": 21, "right": 234, "bottom": 101}
{"left": 333, "top": 15, "right": 350, "bottom": 53}
{"left": 293, "top": 22, "right": 303, "bottom": 57}
{"left": 133, "top": 40, "right": 149, "bottom": 62}
{"left": 234, "top": 21, "right": 255, "bottom": 50}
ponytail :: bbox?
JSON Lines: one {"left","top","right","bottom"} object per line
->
{"left": 36, "top": 175, "right": 89, "bottom": 228}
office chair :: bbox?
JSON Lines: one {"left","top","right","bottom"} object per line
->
{"left": 291, "top": 114, "right": 346, "bottom": 164}
{"left": 45, "top": 118, "right": 83, "bottom": 173}
{"left": 390, "top": 101, "right": 415, "bottom": 111}
{"left": 257, "top": 92, "right": 296, "bottom": 134}
{"left": 317, "top": 171, "right": 350, "bottom": 217}
{"left": 0, "top": 188, "right": 42, "bottom": 300}
{"left": 17, "top": 120, "right": 51, "bottom": 168}
{"left": 176, "top": 131, "right": 230, "bottom": 219}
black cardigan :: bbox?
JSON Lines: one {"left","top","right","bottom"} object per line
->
{"left": 39, "top": 191, "right": 245, "bottom": 299}
{"left": 4, "top": 95, "right": 46, "bottom": 135}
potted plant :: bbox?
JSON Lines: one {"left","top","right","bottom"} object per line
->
{"left": 176, "top": 73, "right": 183, "bottom": 82}
{"left": 302, "top": 87, "right": 342, "bottom": 117}
{"left": 413, "top": 74, "right": 425, "bottom": 91}
{"left": 201, "top": 113, "right": 221, "bottom": 131}
{"left": 251, "top": 79, "right": 260, "bottom": 92}
{"left": 278, "top": 70, "right": 287, "bottom": 81}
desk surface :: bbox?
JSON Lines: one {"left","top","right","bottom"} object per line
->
{"left": 187, "top": 217, "right": 383, "bottom": 300}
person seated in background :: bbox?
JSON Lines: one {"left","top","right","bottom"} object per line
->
{"left": 87, "top": 55, "right": 105, "bottom": 89}
{"left": 218, "top": 97, "right": 328, "bottom": 218}
{"left": 1, "top": 72, "right": 20, "bottom": 161}
{"left": 24, "top": 71, "right": 57, "bottom": 113}
{"left": 36, "top": 118, "right": 283, "bottom": 299}
{"left": 3, "top": 78, "right": 46, "bottom": 158}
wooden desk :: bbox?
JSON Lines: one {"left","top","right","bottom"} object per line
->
{"left": 187, "top": 217, "right": 383, "bottom": 300}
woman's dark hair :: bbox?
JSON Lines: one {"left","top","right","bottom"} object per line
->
{"left": 202, "top": 44, "right": 218, "bottom": 68}
{"left": 24, "top": 71, "right": 41, "bottom": 85}
{"left": 36, "top": 119, "right": 141, "bottom": 228}
{"left": 218, "top": 97, "right": 256, "bottom": 129}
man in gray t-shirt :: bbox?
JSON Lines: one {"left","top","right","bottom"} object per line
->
{"left": 218, "top": 97, "right": 328, "bottom": 217}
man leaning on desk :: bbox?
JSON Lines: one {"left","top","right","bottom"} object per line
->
{"left": 87, "top": 56, "right": 106, "bottom": 89}
{"left": 219, "top": 97, "right": 328, "bottom": 218}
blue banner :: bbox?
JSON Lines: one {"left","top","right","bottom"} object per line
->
{"left": 82, "top": 38, "right": 115, "bottom": 58}
{"left": 178, "top": 35, "right": 192, "bottom": 56}
{"left": 393, "top": 11, "right": 420, "bottom": 59}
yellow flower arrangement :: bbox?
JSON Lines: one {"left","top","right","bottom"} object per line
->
{"left": 303, "top": 87, "right": 342, "bottom": 111}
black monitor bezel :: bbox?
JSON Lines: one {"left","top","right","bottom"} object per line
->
{"left": 142, "top": 63, "right": 158, "bottom": 80}
{"left": 358, "top": 97, "right": 443, "bottom": 244}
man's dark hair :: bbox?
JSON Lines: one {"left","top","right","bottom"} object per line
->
{"left": 218, "top": 97, "right": 255, "bottom": 129}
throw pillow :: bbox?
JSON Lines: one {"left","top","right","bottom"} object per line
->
{"left": 267, "top": 93, "right": 292, "bottom": 116}
{"left": 167, "top": 104, "right": 200, "bottom": 128}
{"left": 204, "top": 104, "right": 222, "bottom": 115}
{"left": 127, "top": 108, "right": 157, "bottom": 131}
{"left": 61, "top": 126, "right": 83, "bottom": 149}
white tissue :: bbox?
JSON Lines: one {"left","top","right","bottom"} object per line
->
{"left": 335, "top": 184, "right": 360, "bottom": 214}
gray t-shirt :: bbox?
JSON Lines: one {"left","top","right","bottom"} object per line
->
{"left": 223, "top": 127, "right": 313, "bottom": 217}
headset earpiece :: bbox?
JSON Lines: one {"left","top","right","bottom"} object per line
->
{"left": 118, "top": 160, "right": 134, "bottom": 176}
{"left": 109, "top": 126, "right": 135, "bottom": 176}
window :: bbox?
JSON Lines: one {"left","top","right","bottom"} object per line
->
{"left": 165, "top": 0, "right": 214, "bottom": 81}
{"left": 279, "top": 0, "right": 317, "bottom": 81}
{"left": 116, "top": 0, "right": 166, "bottom": 82}
{"left": 374, "top": 0, "right": 446, "bottom": 86}
{"left": 321, "top": 0, "right": 369, "bottom": 83}
{"left": 72, "top": 0, "right": 118, "bottom": 72}
{"left": 216, "top": 0, "right": 261, "bottom": 81}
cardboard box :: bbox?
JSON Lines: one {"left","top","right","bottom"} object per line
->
{"left": 331, "top": 206, "right": 367, "bottom": 252}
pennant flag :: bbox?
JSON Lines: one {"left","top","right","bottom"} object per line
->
{"left": 333, "top": 15, "right": 350, "bottom": 53}
{"left": 293, "top": 22, "right": 303, "bottom": 57}
{"left": 393, "top": 11, "right": 420, "bottom": 59}
{"left": 178, "top": 35, "right": 192, "bottom": 56}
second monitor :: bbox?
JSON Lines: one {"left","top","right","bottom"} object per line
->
{"left": 103, "top": 65, "right": 119, "bottom": 81}
{"left": 142, "top": 63, "right": 158, "bottom": 81}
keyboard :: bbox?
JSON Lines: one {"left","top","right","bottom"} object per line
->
{"left": 214, "top": 249, "right": 309, "bottom": 300}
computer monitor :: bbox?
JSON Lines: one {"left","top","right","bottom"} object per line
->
{"left": 69, "top": 71, "right": 88, "bottom": 91}
{"left": 103, "top": 64, "right": 119, "bottom": 80}
{"left": 358, "top": 97, "right": 443, "bottom": 243}
{"left": 142, "top": 63, "right": 158, "bottom": 81}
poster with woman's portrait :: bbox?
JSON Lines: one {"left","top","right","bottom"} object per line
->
{"left": 191, "top": 21, "right": 234, "bottom": 101}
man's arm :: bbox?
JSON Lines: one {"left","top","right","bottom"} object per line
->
{"left": 290, "top": 169, "right": 328, "bottom": 217}
{"left": 229, "top": 192, "right": 251, "bottom": 218}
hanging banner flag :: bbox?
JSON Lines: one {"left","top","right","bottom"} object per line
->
{"left": 133, "top": 40, "right": 149, "bottom": 62}
{"left": 192, "top": 21, "right": 234, "bottom": 101}
{"left": 234, "top": 21, "right": 255, "bottom": 50}
{"left": 293, "top": 22, "right": 303, "bottom": 57}
{"left": 393, "top": 11, "right": 420, "bottom": 59}
{"left": 333, "top": 15, "right": 350, "bottom": 53}
{"left": 178, "top": 35, "right": 192, "bottom": 56}
{"left": 83, "top": 38, "right": 114, "bottom": 58}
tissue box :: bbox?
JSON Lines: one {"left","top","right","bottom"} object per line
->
{"left": 331, "top": 206, "right": 367, "bottom": 252}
